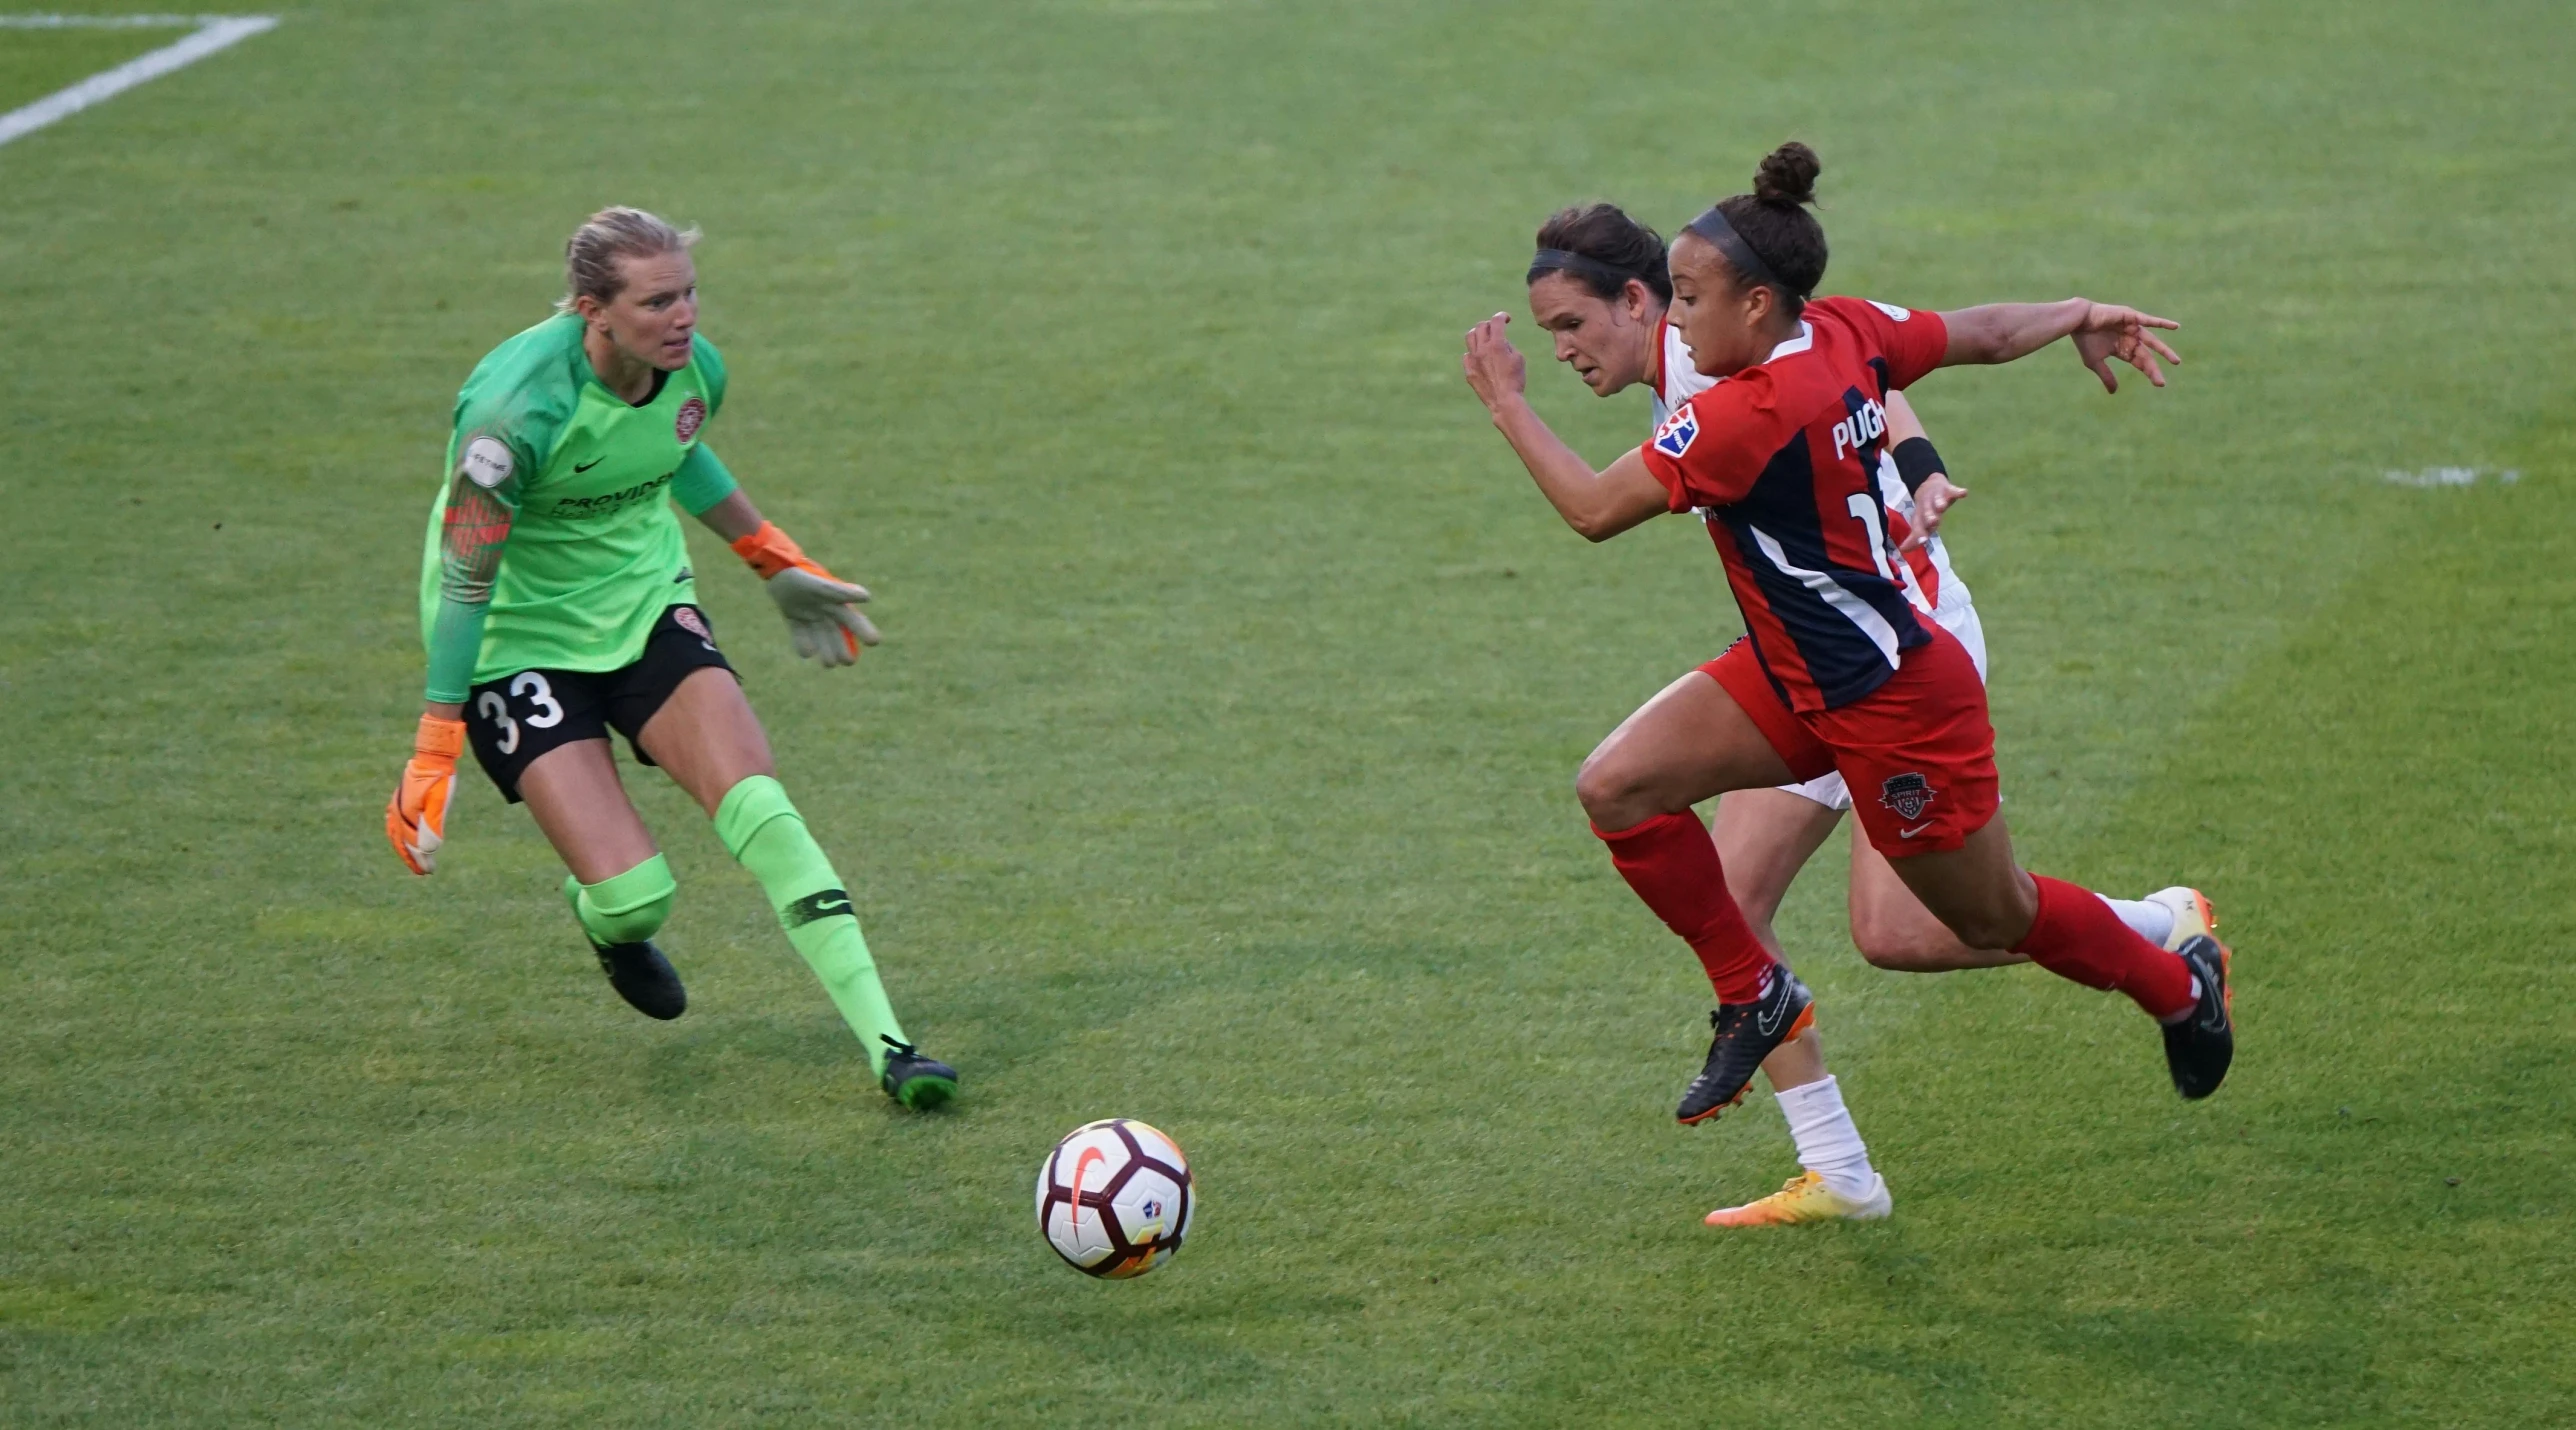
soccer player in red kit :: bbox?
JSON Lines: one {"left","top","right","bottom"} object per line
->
{"left": 1459, "top": 144, "right": 2234, "bottom": 1195}
{"left": 1511, "top": 200, "right": 2215, "bottom": 1225}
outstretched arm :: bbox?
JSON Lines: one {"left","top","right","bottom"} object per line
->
{"left": 1460, "top": 313, "right": 1669, "bottom": 542}
{"left": 681, "top": 451, "right": 880, "bottom": 666}
{"left": 1937, "top": 298, "right": 2181, "bottom": 393}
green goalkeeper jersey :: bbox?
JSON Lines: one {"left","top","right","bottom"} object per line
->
{"left": 417, "top": 313, "right": 739, "bottom": 701}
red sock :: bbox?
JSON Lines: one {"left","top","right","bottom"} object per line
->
{"left": 1593, "top": 812, "right": 1777, "bottom": 1003}
{"left": 2013, "top": 875, "right": 2194, "bottom": 1019}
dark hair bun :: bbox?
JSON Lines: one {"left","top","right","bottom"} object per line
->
{"left": 1753, "top": 142, "right": 1821, "bottom": 208}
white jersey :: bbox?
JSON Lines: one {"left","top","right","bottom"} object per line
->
{"left": 1647, "top": 316, "right": 1985, "bottom": 812}
{"left": 1648, "top": 315, "right": 1713, "bottom": 429}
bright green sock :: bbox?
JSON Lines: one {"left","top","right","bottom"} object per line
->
{"left": 714, "top": 775, "right": 909, "bottom": 1075}
{"left": 562, "top": 854, "right": 675, "bottom": 946}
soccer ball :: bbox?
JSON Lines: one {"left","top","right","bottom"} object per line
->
{"left": 1034, "top": 1118, "right": 1194, "bottom": 1279}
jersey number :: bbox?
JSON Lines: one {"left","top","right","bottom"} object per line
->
{"left": 475, "top": 672, "right": 565, "bottom": 756}
{"left": 1847, "top": 492, "right": 1936, "bottom": 614}
{"left": 1845, "top": 494, "right": 1899, "bottom": 582}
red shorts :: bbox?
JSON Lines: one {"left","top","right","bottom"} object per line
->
{"left": 1700, "top": 628, "right": 2000, "bottom": 856}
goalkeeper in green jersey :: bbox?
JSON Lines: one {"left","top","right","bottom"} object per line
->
{"left": 384, "top": 206, "right": 955, "bottom": 1110}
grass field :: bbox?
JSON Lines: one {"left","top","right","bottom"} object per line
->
{"left": 5, "top": 1, "right": 2574, "bottom": 1424}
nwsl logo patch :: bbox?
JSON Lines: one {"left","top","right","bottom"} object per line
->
{"left": 1879, "top": 773, "right": 1935, "bottom": 821}
{"left": 1652, "top": 404, "right": 1699, "bottom": 459}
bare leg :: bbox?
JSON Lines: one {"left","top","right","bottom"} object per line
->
{"left": 1847, "top": 834, "right": 2028, "bottom": 971}
{"left": 1710, "top": 788, "right": 1844, "bottom": 1091}
{"left": 1575, "top": 670, "right": 1797, "bottom": 829}
{"left": 517, "top": 738, "right": 659, "bottom": 883}
{"left": 635, "top": 668, "right": 776, "bottom": 813}
{"left": 1881, "top": 814, "right": 2041, "bottom": 952}
{"left": 1887, "top": 812, "right": 2199, "bottom": 1029}
{"left": 1712, "top": 789, "right": 1842, "bottom": 951}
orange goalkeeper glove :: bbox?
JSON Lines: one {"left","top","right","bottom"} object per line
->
{"left": 730, "top": 520, "right": 881, "bottom": 668}
{"left": 386, "top": 713, "right": 465, "bottom": 875}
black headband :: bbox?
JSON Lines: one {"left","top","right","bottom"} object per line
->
{"left": 1527, "top": 247, "right": 1643, "bottom": 293}
{"left": 1682, "top": 205, "right": 1798, "bottom": 298}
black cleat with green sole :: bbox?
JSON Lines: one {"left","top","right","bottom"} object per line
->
{"left": 881, "top": 1037, "right": 958, "bottom": 1111}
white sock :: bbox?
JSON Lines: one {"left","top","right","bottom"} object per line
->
{"left": 1775, "top": 1075, "right": 1876, "bottom": 1200}
{"left": 2098, "top": 894, "right": 2174, "bottom": 947}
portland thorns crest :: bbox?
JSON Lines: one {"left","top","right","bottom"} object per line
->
{"left": 675, "top": 394, "right": 707, "bottom": 442}
{"left": 1879, "top": 773, "right": 1936, "bottom": 821}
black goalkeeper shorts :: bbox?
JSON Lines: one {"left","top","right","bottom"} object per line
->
{"left": 464, "top": 603, "right": 737, "bottom": 804}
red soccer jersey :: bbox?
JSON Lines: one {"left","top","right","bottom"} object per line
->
{"left": 1638, "top": 296, "right": 1951, "bottom": 712}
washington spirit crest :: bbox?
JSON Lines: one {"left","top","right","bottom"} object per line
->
{"left": 1035, "top": 1118, "right": 1194, "bottom": 1279}
{"left": 1879, "top": 772, "right": 1936, "bottom": 821}
{"left": 674, "top": 394, "right": 707, "bottom": 443}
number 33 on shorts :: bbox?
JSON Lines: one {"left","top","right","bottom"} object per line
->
{"left": 463, "top": 665, "right": 612, "bottom": 806}
{"left": 475, "top": 671, "right": 565, "bottom": 756}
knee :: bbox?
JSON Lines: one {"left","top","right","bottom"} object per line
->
{"left": 1572, "top": 757, "right": 1620, "bottom": 824}
{"left": 1852, "top": 911, "right": 1940, "bottom": 970}
{"left": 593, "top": 889, "right": 673, "bottom": 945}
{"left": 1855, "top": 932, "right": 1942, "bottom": 972}
{"left": 1574, "top": 751, "right": 1664, "bottom": 829}
{"left": 1853, "top": 926, "right": 1915, "bottom": 970}
{"left": 575, "top": 854, "right": 677, "bottom": 944}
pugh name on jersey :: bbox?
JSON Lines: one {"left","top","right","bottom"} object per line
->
{"left": 1831, "top": 397, "right": 1888, "bottom": 463}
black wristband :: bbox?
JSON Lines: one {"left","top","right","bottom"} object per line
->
{"left": 1890, "top": 436, "right": 1946, "bottom": 495}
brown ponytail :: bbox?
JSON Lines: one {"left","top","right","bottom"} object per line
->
{"left": 1699, "top": 142, "right": 1828, "bottom": 311}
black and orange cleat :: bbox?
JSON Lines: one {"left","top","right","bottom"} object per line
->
{"left": 1677, "top": 968, "right": 1814, "bottom": 1125}
{"left": 2161, "top": 934, "right": 2233, "bottom": 1100}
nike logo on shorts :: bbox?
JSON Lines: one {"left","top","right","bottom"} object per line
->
{"left": 1900, "top": 821, "right": 1937, "bottom": 839}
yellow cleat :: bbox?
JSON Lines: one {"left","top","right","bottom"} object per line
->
{"left": 1703, "top": 1169, "right": 1892, "bottom": 1227}
{"left": 2145, "top": 886, "right": 2218, "bottom": 952}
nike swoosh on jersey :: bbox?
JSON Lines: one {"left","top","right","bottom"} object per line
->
{"left": 574, "top": 457, "right": 606, "bottom": 472}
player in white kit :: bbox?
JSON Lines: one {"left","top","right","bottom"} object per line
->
{"left": 1513, "top": 202, "right": 2211, "bottom": 1224}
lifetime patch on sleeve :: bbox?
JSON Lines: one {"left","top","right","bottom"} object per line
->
{"left": 461, "top": 436, "right": 516, "bottom": 489}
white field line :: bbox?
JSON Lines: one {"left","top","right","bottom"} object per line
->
{"left": 2383, "top": 466, "right": 2521, "bottom": 488}
{"left": 0, "top": 14, "right": 277, "bottom": 149}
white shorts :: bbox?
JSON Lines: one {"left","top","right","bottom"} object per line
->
{"left": 1775, "top": 592, "right": 1988, "bottom": 813}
